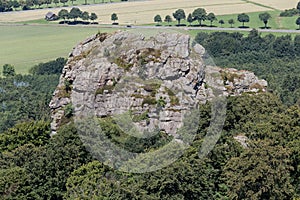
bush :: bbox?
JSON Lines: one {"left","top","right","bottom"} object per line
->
{"left": 280, "top": 8, "right": 299, "bottom": 17}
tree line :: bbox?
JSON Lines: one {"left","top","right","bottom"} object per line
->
{"left": 0, "top": 0, "right": 117, "bottom": 12}
{"left": 154, "top": 4, "right": 300, "bottom": 29}
{"left": 56, "top": 7, "right": 98, "bottom": 24}
{"left": 54, "top": 8, "right": 119, "bottom": 25}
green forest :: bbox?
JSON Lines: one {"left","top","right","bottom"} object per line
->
{"left": 0, "top": 32, "right": 300, "bottom": 199}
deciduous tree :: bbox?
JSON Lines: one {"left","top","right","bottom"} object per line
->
{"left": 224, "top": 140, "right": 294, "bottom": 200}
{"left": 69, "top": 7, "right": 82, "bottom": 21}
{"left": 237, "top": 13, "right": 250, "bottom": 27}
{"left": 90, "top": 12, "right": 97, "bottom": 23}
{"left": 164, "top": 15, "right": 172, "bottom": 25}
{"left": 192, "top": 8, "right": 207, "bottom": 26}
{"left": 154, "top": 14, "right": 162, "bottom": 25}
{"left": 259, "top": 12, "right": 271, "bottom": 28}
{"left": 81, "top": 11, "right": 90, "bottom": 22}
{"left": 219, "top": 19, "right": 224, "bottom": 27}
{"left": 58, "top": 9, "right": 69, "bottom": 23}
{"left": 207, "top": 12, "right": 217, "bottom": 26}
{"left": 187, "top": 13, "right": 193, "bottom": 26}
{"left": 296, "top": 17, "right": 300, "bottom": 29}
{"left": 228, "top": 19, "right": 234, "bottom": 28}
{"left": 173, "top": 9, "right": 185, "bottom": 25}
{"left": 2, "top": 64, "right": 15, "bottom": 77}
{"left": 111, "top": 13, "right": 118, "bottom": 23}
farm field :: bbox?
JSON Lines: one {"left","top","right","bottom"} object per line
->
{"left": 216, "top": 11, "right": 300, "bottom": 30}
{"left": 0, "top": 25, "right": 118, "bottom": 74}
{"left": 1, "top": 0, "right": 299, "bottom": 25}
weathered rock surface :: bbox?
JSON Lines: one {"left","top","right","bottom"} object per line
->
{"left": 49, "top": 31, "right": 267, "bottom": 136}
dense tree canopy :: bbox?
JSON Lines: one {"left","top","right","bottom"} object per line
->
{"left": 2, "top": 64, "right": 15, "bottom": 77}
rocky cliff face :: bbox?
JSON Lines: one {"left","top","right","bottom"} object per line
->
{"left": 49, "top": 31, "right": 267, "bottom": 135}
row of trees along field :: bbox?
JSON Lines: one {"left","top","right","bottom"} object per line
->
{"left": 0, "top": 0, "right": 128, "bottom": 11}
{"left": 54, "top": 8, "right": 119, "bottom": 25}
{"left": 0, "top": 31, "right": 300, "bottom": 199}
{"left": 154, "top": 5, "right": 300, "bottom": 29}
{"left": 57, "top": 7, "right": 98, "bottom": 24}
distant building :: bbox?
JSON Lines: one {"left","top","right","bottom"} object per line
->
{"left": 45, "top": 12, "right": 59, "bottom": 21}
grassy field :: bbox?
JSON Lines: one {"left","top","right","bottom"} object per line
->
{"left": 151, "top": 10, "right": 300, "bottom": 31}
{"left": 216, "top": 11, "right": 300, "bottom": 30}
{"left": 0, "top": 25, "right": 119, "bottom": 74}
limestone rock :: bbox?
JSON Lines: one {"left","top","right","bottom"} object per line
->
{"left": 49, "top": 31, "right": 268, "bottom": 136}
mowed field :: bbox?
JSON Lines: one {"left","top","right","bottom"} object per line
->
{"left": 0, "top": 25, "right": 116, "bottom": 74}
{"left": 0, "top": 0, "right": 299, "bottom": 25}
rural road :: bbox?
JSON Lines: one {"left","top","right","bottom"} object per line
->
{"left": 1, "top": 22, "right": 300, "bottom": 35}
{"left": 124, "top": 25, "right": 300, "bottom": 34}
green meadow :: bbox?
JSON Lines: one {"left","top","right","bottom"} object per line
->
{"left": 216, "top": 11, "right": 300, "bottom": 29}
{"left": 0, "top": 25, "right": 117, "bottom": 74}
{"left": 155, "top": 10, "right": 300, "bottom": 30}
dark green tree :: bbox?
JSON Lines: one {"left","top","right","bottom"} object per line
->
{"left": 2, "top": 64, "right": 15, "bottom": 77}
{"left": 58, "top": 9, "right": 68, "bottom": 23}
{"left": 0, "top": 167, "right": 27, "bottom": 199}
{"left": 90, "top": 12, "right": 97, "bottom": 23}
{"left": 154, "top": 14, "right": 162, "bottom": 25}
{"left": 259, "top": 12, "right": 271, "bottom": 28}
{"left": 187, "top": 13, "right": 193, "bottom": 26}
{"left": 192, "top": 8, "right": 207, "bottom": 26}
{"left": 297, "top": 1, "right": 300, "bottom": 11}
{"left": 294, "top": 35, "right": 300, "bottom": 53}
{"left": 207, "top": 12, "right": 217, "bottom": 26}
{"left": 173, "top": 9, "right": 186, "bottom": 25}
{"left": 164, "top": 15, "right": 172, "bottom": 25}
{"left": 219, "top": 19, "right": 224, "bottom": 27}
{"left": 224, "top": 140, "right": 294, "bottom": 200}
{"left": 228, "top": 19, "right": 234, "bottom": 27}
{"left": 81, "top": 11, "right": 90, "bottom": 22}
{"left": 111, "top": 13, "right": 118, "bottom": 23}
{"left": 296, "top": 17, "right": 300, "bottom": 29}
{"left": 237, "top": 13, "right": 250, "bottom": 27}
{"left": 0, "top": 121, "right": 50, "bottom": 153}
{"left": 69, "top": 7, "right": 82, "bottom": 21}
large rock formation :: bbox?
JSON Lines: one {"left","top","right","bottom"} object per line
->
{"left": 49, "top": 31, "right": 267, "bottom": 136}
